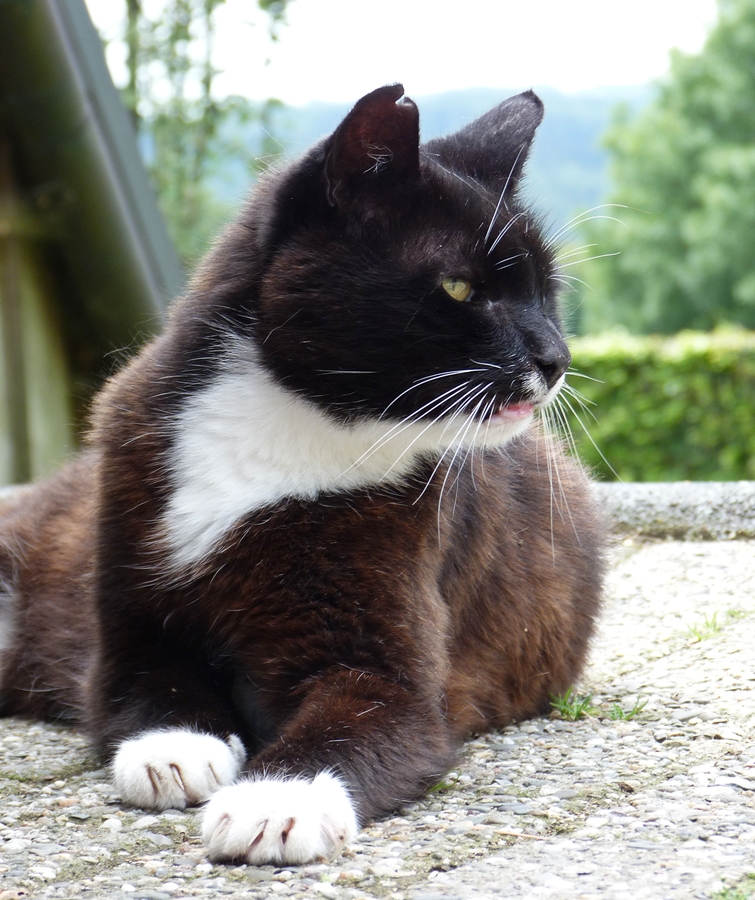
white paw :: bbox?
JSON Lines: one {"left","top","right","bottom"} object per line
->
{"left": 202, "top": 771, "right": 358, "bottom": 865}
{"left": 112, "top": 729, "right": 246, "bottom": 810}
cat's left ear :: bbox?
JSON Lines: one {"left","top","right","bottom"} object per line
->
{"left": 325, "top": 84, "right": 420, "bottom": 208}
{"left": 424, "top": 91, "right": 544, "bottom": 196}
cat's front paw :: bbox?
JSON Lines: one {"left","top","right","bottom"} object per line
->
{"left": 201, "top": 772, "right": 358, "bottom": 865}
{"left": 112, "top": 729, "right": 246, "bottom": 810}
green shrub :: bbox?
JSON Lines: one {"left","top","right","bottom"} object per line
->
{"left": 562, "top": 328, "right": 755, "bottom": 482}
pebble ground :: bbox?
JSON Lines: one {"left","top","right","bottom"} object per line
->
{"left": 1, "top": 537, "right": 754, "bottom": 900}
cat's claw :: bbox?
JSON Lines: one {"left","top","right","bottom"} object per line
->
{"left": 112, "top": 729, "right": 246, "bottom": 810}
{"left": 202, "top": 772, "right": 358, "bottom": 865}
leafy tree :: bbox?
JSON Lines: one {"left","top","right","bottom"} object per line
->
{"left": 118, "top": 0, "right": 292, "bottom": 266}
{"left": 578, "top": 0, "right": 755, "bottom": 334}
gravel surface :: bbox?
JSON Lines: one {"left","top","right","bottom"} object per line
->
{"left": 2, "top": 493, "right": 755, "bottom": 899}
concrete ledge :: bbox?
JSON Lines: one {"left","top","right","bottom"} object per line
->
{"left": 595, "top": 480, "right": 755, "bottom": 540}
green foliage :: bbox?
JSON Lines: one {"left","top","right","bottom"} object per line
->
{"left": 562, "top": 328, "right": 755, "bottom": 481}
{"left": 607, "top": 698, "right": 647, "bottom": 721}
{"left": 687, "top": 612, "right": 722, "bottom": 642}
{"left": 713, "top": 874, "right": 755, "bottom": 900}
{"left": 428, "top": 773, "right": 461, "bottom": 794}
{"left": 576, "top": 0, "right": 755, "bottom": 334}
{"left": 146, "top": 93, "right": 281, "bottom": 265}
{"left": 552, "top": 689, "right": 648, "bottom": 721}
{"left": 117, "top": 0, "right": 292, "bottom": 266}
{"left": 687, "top": 608, "right": 747, "bottom": 642}
{"left": 549, "top": 688, "right": 599, "bottom": 721}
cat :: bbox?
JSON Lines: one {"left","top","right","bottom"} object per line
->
{"left": 0, "top": 84, "right": 603, "bottom": 866}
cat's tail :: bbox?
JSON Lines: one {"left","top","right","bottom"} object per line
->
{"left": 0, "top": 458, "right": 98, "bottom": 723}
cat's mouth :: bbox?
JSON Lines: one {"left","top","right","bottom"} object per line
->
{"left": 481, "top": 373, "right": 565, "bottom": 425}
{"left": 485, "top": 401, "right": 535, "bottom": 424}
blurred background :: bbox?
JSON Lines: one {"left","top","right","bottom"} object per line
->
{"left": 0, "top": 0, "right": 753, "bottom": 485}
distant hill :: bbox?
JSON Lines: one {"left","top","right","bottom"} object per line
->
{"left": 215, "top": 86, "right": 650, "bottom": 237}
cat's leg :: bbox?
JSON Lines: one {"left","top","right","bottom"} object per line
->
{"left": 89, "top": 657, "right": 250, "bottom": 811}
{"left": 201, "top": 669, "right": 454, "bottom": 865}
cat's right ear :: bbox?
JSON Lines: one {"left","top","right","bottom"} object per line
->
{"left": 424, "top": 91, "right": 544, "bottom": 196}
{"left": 324, "top": 84, "right": 420, "bottom": 209}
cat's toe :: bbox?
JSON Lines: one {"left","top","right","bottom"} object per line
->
{"left": 112, "top": 729, "right": 246, "bottom": 810}
{"left": 201, "top": 772, "right": 358, "bottom": 865}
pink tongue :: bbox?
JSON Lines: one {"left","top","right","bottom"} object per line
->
{"left": 493, "top": 402, "right": 534, "bottom": 422}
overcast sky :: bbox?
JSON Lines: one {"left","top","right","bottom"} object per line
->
{"left": 85, "top": 0, "right": 718, "bottom": 105}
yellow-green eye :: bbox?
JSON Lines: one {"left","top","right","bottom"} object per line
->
{"left": 441, "top": 277, "right": 473, "bottom": 302}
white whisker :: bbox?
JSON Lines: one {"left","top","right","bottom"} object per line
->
{"left": 489, "top": 213, "right": 524, "bottom": 255}
{"left": 561, "top": 384, "right": 599, "bottom": 423}
{"left": 343, "top": 382, "right": 476, "bottom": 474}
{"left": 558, "top": 392, "right": 620, "bottom": 480}
{"left": 413, "top": 383, "right": 492, "bottom": 508}
{"left": 380, "top": 368, "right": 487, "bottom": 419}
{"left": 456, "top": 395, "right": 496, "bottom": 498}
{"left": 565, "top": 370, "right": 602, "bottom": 384}
{"left": 483, "top": 146, "right": 525, "bottom": 246}
{"left": 549, "top": 273, "right": 592, "bottom": 291}
{"left": 543, "top": 204, "right": 629, "bottom": 249}
{"left": 378, "top": 385, "right": 489, "bottom": 479}
{"left": 556, "top": 251, "right": 621, "bottom": 270}
{"left": 435, "top": 394, "right": 490, "bottom": 536}
{"left": 542, "top": 405, "right": 581, "bottom": 550}
{"left": 484, "top": 186, "right": 510, "bottom": 245}
{"left": 554, "top": 243, "right": 598, "bottom": 262}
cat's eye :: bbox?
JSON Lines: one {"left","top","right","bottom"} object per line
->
{"left": 441, "top": 277, "right": 473, "bottom": 302}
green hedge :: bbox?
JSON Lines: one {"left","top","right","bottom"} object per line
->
{"left": 561, "top": 328, "right": 755, "bottom": 482}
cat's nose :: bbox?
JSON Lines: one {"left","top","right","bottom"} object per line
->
{"left": 533, "top": 339, "right": 571, "bottom": 389}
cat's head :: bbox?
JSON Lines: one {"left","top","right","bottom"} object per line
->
{"left": 212, "top": 85, "right": 569, "bottom": 452}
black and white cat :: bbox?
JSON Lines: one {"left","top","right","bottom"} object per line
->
{"left": 0, "top": 85, "right": 603, "bottom": 866}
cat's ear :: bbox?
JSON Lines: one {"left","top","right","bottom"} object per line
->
{"left": 325, "top": 84, "right": 420, "bottom": 208}
{"left": 424, "top": 91, "right": 544, "bottom": 196}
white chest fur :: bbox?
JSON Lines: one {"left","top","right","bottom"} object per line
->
{"left": 161, "top": 353, "right": 533, "bottom": 568}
